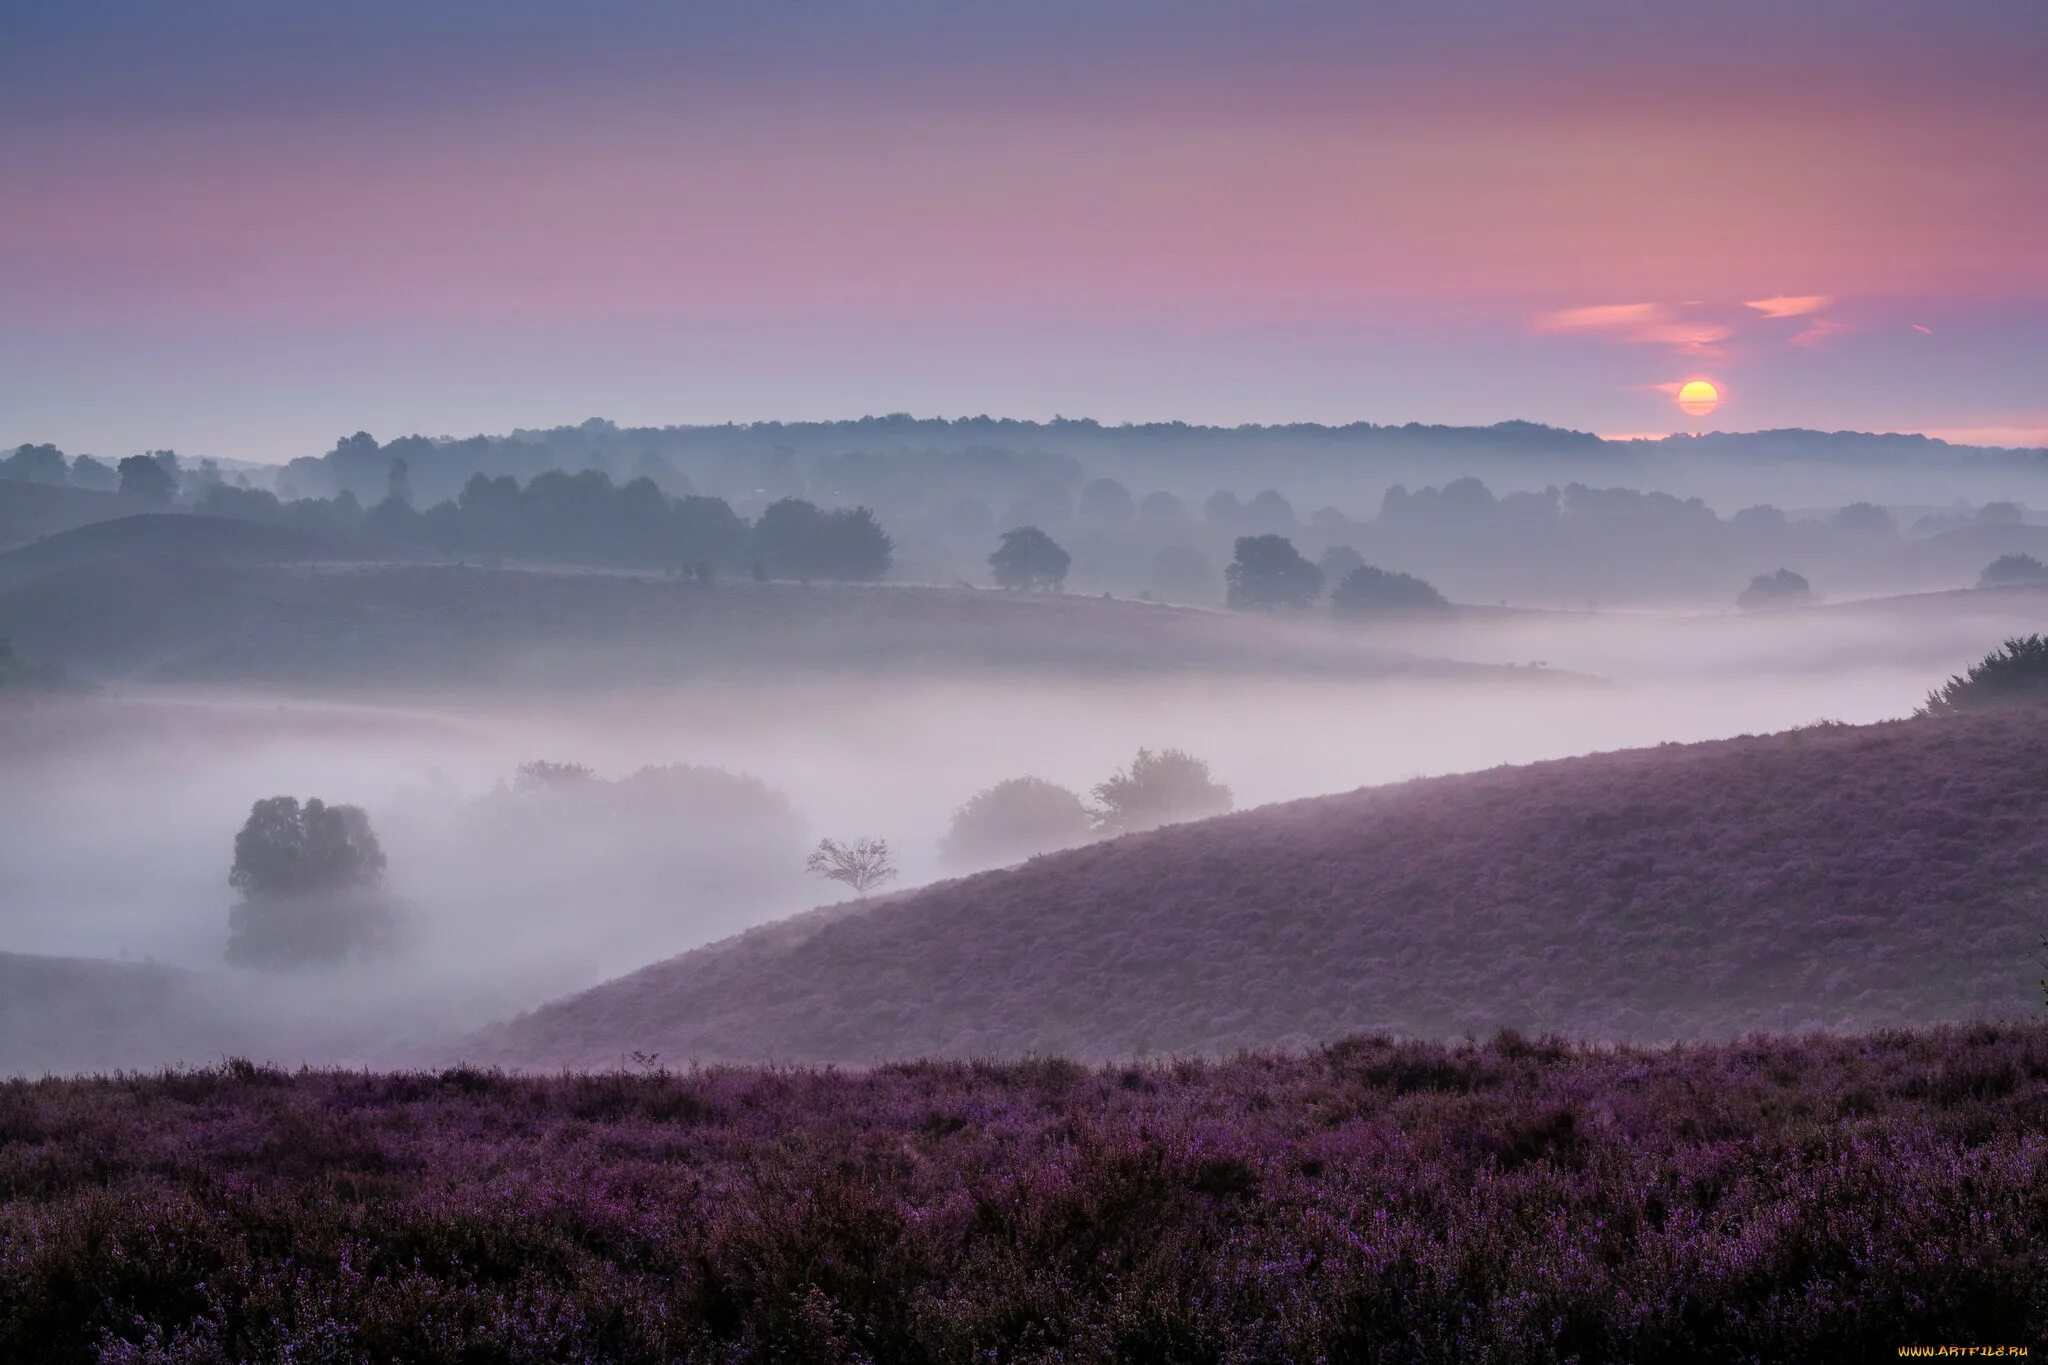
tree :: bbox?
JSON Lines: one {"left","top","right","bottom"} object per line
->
{"left": 1330, "top": 563, "right": 1450, "bottom": 617}
{"left": 118, "top": 454, "right": 177, "bottom": 505}
{"left": 226, "top": 797, "right": 396, "bottom": 968}
{"left": 1919, "top": 636, "right": 2048, "bottom": 717}
{"left": 989, "top": 526, "right": 1070, "bottom": 590}
{"left": 1979, "top": 553, "right": 2048, "bottom": 588}
{"left": 1137, "top": 490, "right": 1190, "bottom": 526}
{"left": 1831, "top": 502, "right": 1898, "bottom": 538}
{"left": 1978, "top": 501, "right": 2025, "bottom": 526}
{"left": 1246, "top": 489, "right": 1295, "bottom": 531}
{"left": 68, "top": 454, "right": 119, "bottom": 492}
{"left": 1, "top": 443, "right": 70, "bottom": 486}
{"left": 940, "top": 777, "right": 1093, "bottom": 866}
{"left": 1225, "top": 534, "right": 1323, "bottom": 609}
{"left": 1091, "top": 748, "right": 1233, "bottom": 834}
{"left": 1736, "top": 568, "right": 1813, "bottom": 611}
{"left": 1317, "top": 545, "right": 1366, "bottom": 583}
{"left": 1076, "top": 478, "right": 1135, "bottom": 523}
{"left": 805, "top": 837, "right": 898, "bottom": 896}
{"left": 1203, "top": 489, "right": 1246, "bottom": 528}
{"left": 513, "top": 760, "right": 597, "bottom": 792}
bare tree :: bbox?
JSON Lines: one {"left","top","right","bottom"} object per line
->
{"left": 805, "top": 837, "right": 898, "bottom": 897}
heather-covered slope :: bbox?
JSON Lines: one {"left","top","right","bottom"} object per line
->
{"left": 479, "top": 712, "right": 2048, "bottom": 1066}
{"left": 6, "top": 1027, "right": 2046, "bottom": 1360}
{"left": 0, "top": 559, "right": 1507, "bottom": 689}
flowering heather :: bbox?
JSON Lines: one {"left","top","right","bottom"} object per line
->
{"left": 481, "top": 711, "right": 2048, "bottom": 1068}
{"left": 3, "top": 1026, "right": 2045, "bottom": 1361}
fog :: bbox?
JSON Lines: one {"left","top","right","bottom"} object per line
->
{"left": 9, "top": 416, "right": 2048, "bottom": 1074}
{"left": 0, "top": 582, "right": 2005, "bottom": 1074}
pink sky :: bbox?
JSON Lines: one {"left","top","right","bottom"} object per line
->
{"left": 2, "top": 1, "right": 2043, "bottom": 458}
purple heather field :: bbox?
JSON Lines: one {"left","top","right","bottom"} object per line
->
{"left": 5, "top": 1026, "right": 2047, "bottom": 1362}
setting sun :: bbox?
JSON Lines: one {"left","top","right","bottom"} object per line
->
{"left": 1677, "top": 379, "right": 1721, "bottom": 417}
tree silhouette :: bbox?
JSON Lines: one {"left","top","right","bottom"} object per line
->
{"left": 1330, "top": 564, "right": 1449, "bottom": 617}
{"left": 1224, "top": 535, "right": 1323, "bottom": 609}
{"left": 805, "top": 837, "right": 898, "bottom": 896}
{"left": 117, "top": 454, "right": 176, "bottom": 505}
{"left": 989, "top": 526, "right": 1071, "bottom": 591}
{"left": 1920, "top": 636, "right": 2048, "bottom": 717}
{"left": 941, "top": 777, "right": 1093, "bottom": 866}
{"left": 1091, "top": 748, "right": 1233, "bottom": 834}
{"left": 1736, "top": 568, "right": 1813, "bottom": 611}
{"left": 226, "top": 797, "right": 396, "bottom": 968}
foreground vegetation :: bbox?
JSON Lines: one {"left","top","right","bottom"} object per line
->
{"left": 4, "top": 1026, "right": 2045, "bottom": 1360}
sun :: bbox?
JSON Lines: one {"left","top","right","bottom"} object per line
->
{"left": 1676, "top": 379, "right": 1721, "bottom": 417}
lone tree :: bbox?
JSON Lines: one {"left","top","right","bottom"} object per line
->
{"left": 1736, "top": 568, "right": 1814, "bottom": 611}
{"left": 1091, "top": 748, "right": 1233, "bottom": 835}
{"left": 805, "top": 837, "right": 898, "bottom": 897}
{"left": 117, "top": 453, "right": 177, "bottom": 505}
{"left": 1330, "top": 563, "right": 1449, "bottom": 617}
{"left": 940, "top": 776, "right": 1093, "bottom": 867}
{"left": 226, "top": 796, "right": 397, "bottom": 968}
{"left": 1225, "top": 534, "right": 1323, "bottom": 610}
{"left": 1919, "top": 635, "right": 2048, "bottom": 717}
{"left": 989, "top": 526, "right": 1071, "bottom": 591}
{"left": 1979, "top": 553, "right": 2048, "bottom": 589}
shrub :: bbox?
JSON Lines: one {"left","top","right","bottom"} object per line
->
{"left": 1979, "top": 553, "right": 2048, "bottom": 588}
{"left": 1736, "top": 567, "right": 1813, "bottom": 610}
{"left": 941, "top": 777, "right": 1093, "bottom": 867}
{"left": 1092, "top": 748, "right": 1233, "bottom": 834}
{"left": 1920, "top": 635, "right": 2048, "bottom": 717}
{"left": 1329, "top": 563, "right": 1450, "bottom": 617}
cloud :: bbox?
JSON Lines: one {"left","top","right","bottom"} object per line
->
{"left": 1792, "top": 317, "right": 1852, "bottom": 346}
{"left": 1913, "top": 323, "right": 1934, "bottom": 335}
{"left": 1743, "top": 294, "right": 1832, "bottom": 319}
{"left": 1535, "top": 302, "right": 1665, "bottom": 334}
{"left": 1535, "top": 302, "right": 1728, "bottom": 355}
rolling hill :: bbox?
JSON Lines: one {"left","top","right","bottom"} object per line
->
{"left": 0, "top": 557, "right": 1525, "bottom": 690}
{"left": 0, "top": 512, "right": 377, "bottom": 591}
{"left": 474, "top": 710, "right": 2048, "bottom": 1067}
{"left": 0, "top": 480, "right": 152, "bottom": 551}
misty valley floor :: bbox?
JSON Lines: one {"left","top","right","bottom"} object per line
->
{"left": 4, "top": 1026, "right": 2045, "bottom": 1362}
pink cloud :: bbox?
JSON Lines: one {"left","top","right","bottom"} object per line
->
{"left": 1536, "top": 302, "right": 1665, "bottom": 333}
{"left": 1535, "top": 302, "right": 1730, "bottom": 356}
{"left": 1792, "top": 317, "right": 1853, "bottom": 346}
{"left": 1744, "top": 294, "right": 1833, "bottom": 318}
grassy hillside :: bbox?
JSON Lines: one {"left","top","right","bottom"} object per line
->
{"left": 0, "top": 512, "right": 372, "bottom": 591}
{"left": 6, "top": 1026, "right": 2045, "bottom": 1360}
{"left": 0, "top": 481, "right": 149, "bottom": 552}
{"left": 478, "top": 711, "right": 2048, "bottom": 1067}
{"left": 0, "top": 559, "right": 1513, "bottom": 689}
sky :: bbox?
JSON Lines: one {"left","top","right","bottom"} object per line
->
{"left": 2, "top": 0, "right": 2044, "bottom": 462}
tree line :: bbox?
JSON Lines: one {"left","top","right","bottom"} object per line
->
{"left": 200, "top": 464, "right": 893, "bottom": 580}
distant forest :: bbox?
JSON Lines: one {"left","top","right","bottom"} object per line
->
{"left": 7, "top": 418, "right": 2048, "bottom": 605}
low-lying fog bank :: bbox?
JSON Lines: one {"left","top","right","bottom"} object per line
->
{"left": 0, "top": 596, "right": 2025, "bottom": 1074}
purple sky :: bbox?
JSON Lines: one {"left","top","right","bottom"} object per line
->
{"left": 3, "top": 0, "right": 2044, "bottom": 460}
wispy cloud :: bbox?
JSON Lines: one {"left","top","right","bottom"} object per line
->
{"left": 1535, "top": 302, "right": 1728, "bottom": 355}
{"left": 1744, "top": 294, "right": 1832, "bottom": 319}
{"left": 1535, "top": 302, "right": 1665, "bottom": 333}
{"left": 1792, "top": 317, "right": 1852, "bottom": 346}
